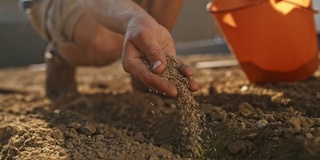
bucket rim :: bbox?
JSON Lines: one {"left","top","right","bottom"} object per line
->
{"left": 206, "top": 0, "right": 318, "bottom": 14}
{"left": 206, "top": 0, "right": 268, "bottom": 13}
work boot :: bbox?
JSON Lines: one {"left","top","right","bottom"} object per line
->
{"left": 44, "top": 43, "right": 78, "bottom": 100}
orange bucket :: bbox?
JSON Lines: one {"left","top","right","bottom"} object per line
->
{"left": 207, "top": 0, "right": 319, "bottom": 83}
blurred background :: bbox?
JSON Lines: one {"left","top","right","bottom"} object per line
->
{"left": 0, "top": 0, "right": 320, "bottom": 68}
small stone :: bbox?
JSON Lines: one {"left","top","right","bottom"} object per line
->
{"left": 315, "top": 119, "right": 320, "bottom": 127}
{"left": 228, "top": 113, "right": 236, "bottom": 119}
{"left": 265, "top": 114, "right": 275, "bottom": 122}
{"left": 256, "top": 120, "right": 268, "bottom": 128}
{"left": 315, "top": 137, "right": 320, "bottom": 143}
{"left": 17, "top": 129, "right": 26, "bottom": 136}
{"left": 287, "top": 117, "right": 301, "bottom": 133}
{"left": 271, "top": 93, "right": 283, "bottom": 101}
{"left": 12, "top": 139, "right": 23, "bottom": 148}
{"left": 255, "top": 108, "right": 264, "bottom": 115}
{"left": 305, "top": 133, "right": 314, "bottom": 139}
{"left": 53, "top": 109, "right": 60, "bottom": 114}
{"left": 299, "top": 117, "right": 315, "bottom": 128}
{"left": 240, "top": 122, "right": 246, "bottom": 130}
{"left": 239, "top": 102, "right": 255, "bottom": 117}
{"left": 52, "top": 129, "right": 64, "bottom": 141}
{"left": 310, "top": 128, "right": 315, "bottom": 132}
{"left": 212, "top": 107, "right": 222, "bottom": 112}
{"left": 211, "top": 112, "right": 227, "bottom": 122}
{"left": 133, "top": 132, "right": 145, "bottom": 143}
{"left": 240, "top": 86, "right": 248, "bottom": 92}
{"left": 69, "top": 122, "right": 82, "bottom": 130}
{"left": 68, "top": 128, "right": 78, "bottom": 138}
{"left": 106, "top": 132, "right": 115, "bottom": 138}
{"left": 161, "top": 108, "right": 174, "bottom": 115}
{"left": 272, "top": 137, "right": 281, "bottom": 141}
{"left": 247, "top": 133, "right": 257, "bottom": 139}
{"left": 274, "top": 128, "right": 284, "bottom": 137}
{"left": 65, "top": 142, "right": 74, "bottom": 149}
{"left": 81, "top": 123, "right": 97, "bottom": 135}
{"left": 95, "top": 134, "right": 105, "bottom": 141}
{"left": 97, "top": 151, "right": 105, "bottom": 158}
{"left": 313, "top": 127, "right": 320, "bottom": 136}
{"left": 228, "top": 141, "right": 242, "bottom": 154}
{"left": 170, "top": 103, "right": 177, "bottom": 109}
{"left": 252, "top": 114, "right": 260, "bottom": 119}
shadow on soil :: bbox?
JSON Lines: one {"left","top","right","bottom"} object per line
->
{"left": 29, "top": 76, "right": 320, "bottom": 159}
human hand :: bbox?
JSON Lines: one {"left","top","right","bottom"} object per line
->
{"left": 122, "top": 18, "right": 199, "bottom": 97}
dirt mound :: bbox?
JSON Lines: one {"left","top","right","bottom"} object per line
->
{"left": 0, "top": 101, "right": 176, "bottom": 160}
{"left": 0, "top": 54, "right": 320, "bottom": 159}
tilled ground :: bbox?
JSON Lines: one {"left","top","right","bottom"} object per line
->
{"left": 0, "top": 54, "right": 320, "bottom": 160}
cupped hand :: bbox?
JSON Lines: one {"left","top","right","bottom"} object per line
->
{"left": 121, "top": 18, "right": 199, "bottom": 97}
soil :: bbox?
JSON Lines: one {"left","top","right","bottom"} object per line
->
{"left": 1, "top": 54, "right": 320, "bottom": 160}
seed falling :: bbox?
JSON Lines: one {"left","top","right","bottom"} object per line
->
{"left": 160, "top": 54, "right": 204, "bottom": 157}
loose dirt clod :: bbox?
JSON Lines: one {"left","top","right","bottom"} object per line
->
{"left": 160, "top": 54, "right": 204, "bottom": 157}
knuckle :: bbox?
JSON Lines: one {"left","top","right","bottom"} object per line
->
{"left": 145, "top": 48, "right": 159, "bottom": 59}
{"left": 121, "top": 59, "right": 131, "bottom": 73}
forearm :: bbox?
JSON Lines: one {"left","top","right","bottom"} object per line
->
{"left": 78, "top": 0, "right": 156, "bottom": 34}
{"left": 148, "top": 0, "right": 184, "bottom": 31}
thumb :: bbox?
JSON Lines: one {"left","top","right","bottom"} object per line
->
{"left": 133, "top": 36, "right": 166, "bottom": 74}
{"left": 144, "top": 45, "right": 166, "bottom": 74}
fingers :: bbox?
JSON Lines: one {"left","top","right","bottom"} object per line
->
{"left": 129, "top": 25, "right": 178, "bottom": 75}
{"left": 139, "top": 39, "right": 165, "bottom": 73}
{"left": 179, "top": 64, "right": 200, "bottom": 92}
{"left": 130, "top": 63, "right": 178, "bottom": 97}
{"left": 188, "top": 78, "right": 200, "bottom": 92}
{"left": 130, "top": 28, "right": 166, "bottom": 74}
{"left": 122, "top": 42, "right": 178, "bottom": 97}
{"left": 179, "top": 64, "right": 194, "bottom": 77}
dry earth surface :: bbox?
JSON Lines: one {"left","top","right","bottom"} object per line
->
{"left": 1, "top": 54, "right": 320, "bottom": 160}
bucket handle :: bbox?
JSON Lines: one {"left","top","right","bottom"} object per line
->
{"left": 207, "top": 0, "right": 319, "bottom": 14}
